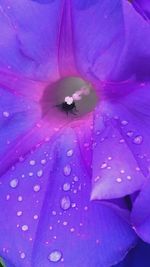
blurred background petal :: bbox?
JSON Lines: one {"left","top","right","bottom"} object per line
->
{"left": 129, "top": 0, "right": 150, "bottom": 22}
{"left": 131, "top": 179, "right": 150, "bottom": 243}
{"left": 114, "top": 240, "right": 150, "bottom": 267}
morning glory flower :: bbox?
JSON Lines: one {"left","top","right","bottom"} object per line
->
{"left": 0, "top": 0, "right": 150, "bottom": 266}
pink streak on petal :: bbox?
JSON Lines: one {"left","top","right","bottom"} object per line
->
{"left": 0, "top": 68, "right": 47, "bottom": 102}
{"left": 57, "top": 0, "right": 77, "bottom": 77}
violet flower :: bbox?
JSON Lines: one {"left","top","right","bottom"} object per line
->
{"left": 0, "top": 0, "right": 149, "bottom": 266}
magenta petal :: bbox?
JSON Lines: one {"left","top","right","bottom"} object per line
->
{"left": 0, "top": 129, "right": 137, "bottom": 267}
{"left": 131, "top": 179, "right": 150, "bottom": 243}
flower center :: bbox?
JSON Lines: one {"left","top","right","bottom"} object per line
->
{"left": 41, "top": 76, "right": 98, "bottom": 119}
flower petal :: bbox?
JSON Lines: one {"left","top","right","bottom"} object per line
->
{"left": 115, "top": 240, "right": 150, "bottom": 267}
{"left": 131, "top": 179, "right": 150, "bottom": 243}
{"left": 0, "top": 0, "right": 60, "bottom": 78}
{"left": 0, "top": 129, "right": 137, "bottom": 267}
{"left": 130, "top": 0, "right": 150, "bottom": 22}
{"left": 92, "top": 81, "right": 150, "bottom": 199}
{"left": 0, "top": 87, "right": 39, "bottom": 158}
{"left": 72, "top": 0, "right": 125, "bottom": 80}
{"left": 32, "top": 129, "right": 137, "bottom": 267}
{"left": 115, "top": 1, "right": 150, "bottom": 81}
{"left": 0, "top": 135, "right": 56, "bottom": 267}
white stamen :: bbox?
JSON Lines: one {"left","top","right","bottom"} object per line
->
{"left": 64, "top": 96, "right": 74, "bottom": 105}
{"left": 72, "top": 86, "right": 90, "bottom": 101}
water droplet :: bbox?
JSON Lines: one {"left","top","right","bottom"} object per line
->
{"left": 21, "top": 225, "right": 29, "bottom": 231}
{"left": 127, "top": 131, "right": 133, "bottom": 137}
{"left": 41, "top": 159, "right": 47, "bottom": 165}
{"left": 73, "top": 176, "right": 79, "bottom": 182}
{"left": 63, "top": 183, "right": 71, "bottom": 191}
{"left": 67, "top": 149, "right": 74, "bottom": 157}
{"left": 133, "top": 135, "right": 143, "bottom": 145}
{"left": 37, "top": 170, "right": 43, "bottom": 177}
{"left": 63, "top": 164, "right": 71, "bottom": 176}
{"left": 20, "top": 252, "right": 26, "bottom": 259}
{"left": 33, "top": 184, "right": 41, "bottom": 192}
{"left": 121, "top": 120, "right": 128, "bottom": 126}
{"left": 18, "top": 196, "right": 23, "bottom": 202}
{"left": 127, "top": 175, "right": 132, "bottom": 180}
{"left": 116, "top": 178, "right": 122, "bottom": 183}
{"left": 3, "top": 111, "right": 10, "bottom": 117}
{"left": 48, "top": 250, "right": 62, "bottom": 262}
{"left": 60, "top": 196, "right": 71, "bottom": 210}
{"left": 100, "top": 162, "right": 107, "bottom": 169}
{"left": 33, "top": 215, "right": 38, "bottom": 220}
{"left": 10, "top": 178, "right": 19, "bottom": 188}
{"left": 29, "top": 160, "right": 36, "bottom": 166}
{"left": 63, "top": 221, "right": 68, "bottom": 226}
{"left": 17, "top": 211, "right": 23, "bottom": 217}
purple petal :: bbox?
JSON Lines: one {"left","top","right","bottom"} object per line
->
{"left": 0, "top": 87, "right": 39, "bottom": 158}
{"left": 72, "top": 0, "right": 125, "bottom": 80}
{"left": 131, "top": 179, "right": 150, "bottom": 243}
{"left": 92, "top": 81, "right": 150, "bottom": 199}
{"left": 0, "top": 129, "right": 137, "bottom": 267}
{"left": 115, "top": 1, "right": 150, "bottom": 81}
{"left": 131, "top": 0, "right": 150, "bottom": 21}
{"left": 0, "top": 0, "right": 61, "bottom": 79}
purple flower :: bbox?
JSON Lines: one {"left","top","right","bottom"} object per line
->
{"left": 0, "top": 1, "right": 149, "bottom": 266}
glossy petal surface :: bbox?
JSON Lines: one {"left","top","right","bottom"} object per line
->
{"left": 92, "top": 81, "right": 150, "bottom": 199}
{"left": 0, "top": 129, "right": 137, "bottom": 267}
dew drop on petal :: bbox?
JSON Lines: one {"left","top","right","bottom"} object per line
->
{"left": 48, "top": 250, "right": 62, "bottom": 262}
{"left": 33, "top": 184, "right": 41, "bottom": 192}
{"left": 133, "top": 135, "right": 143, "bottom": 144}
{"left": 37, "top": 170, "right": 43, "bottom": 177}
{"left": 60, "top": 196, "right": 71, "bottom": 210}
{"left": 100, "top": 162, "right": 107, "bottom": 169}
{"left": 63, "top": 164, "right": 71, "bottom": 176}
{"left": 116, "top": 178, "right": 122, "bottom": 183}
{"left": 18, "top": 196, "right": 23, "bottom": 202}
{"left": 62, "top": 183, "right": 71, "bottom": 191}
{"left": 41, "top": 159, "right": 47, "bottom": 165}
{"left": 3, "top": 111, "right": 10, "bottom": 117}
{"left": 66, "top": 149, "right": 74, "bottom": 157}
{"left": 9, "top": 178, "right": 19, "bottom": 188}
{"left": 21, "top": 225, "right": 29, "bottom": 231}
{"left": 29, "top": 160, "right": 36, "bottom": 166}
{"left": 127, "top": 175, "right": 132, "bottom": 180}
{"left": 17, "top": 211, "right": 23, "bottom": 217}
{"left": 121, "top": 120, "right": 128, "bottom": 126}
{"left": 73, "top": 176, "right": 79, "bottom": 182}
{"left": 20, "top": 252, "right": 26, "bottom": 259}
